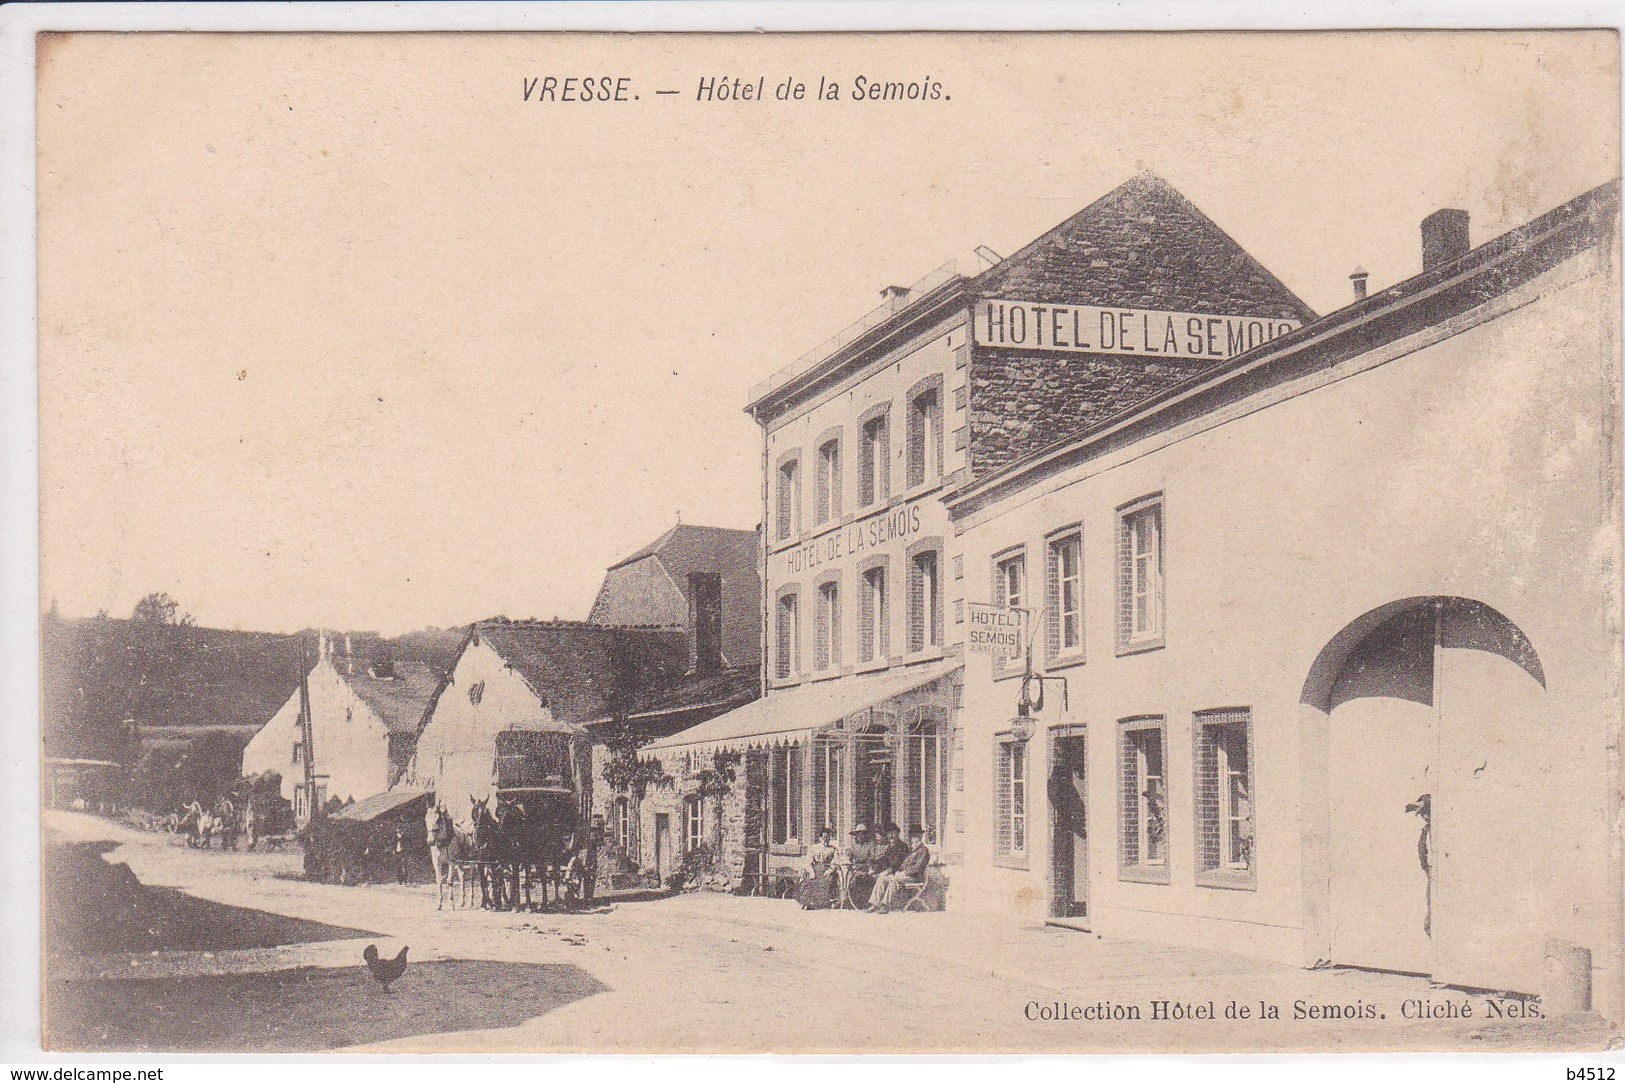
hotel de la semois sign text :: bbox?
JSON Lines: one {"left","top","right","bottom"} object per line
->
{"left": 976, "top": 299, "right": 1301, "bottom": 360}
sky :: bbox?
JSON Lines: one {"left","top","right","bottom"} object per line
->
{"left": 34, "top": 30, "right": 1619, "bottom": 635}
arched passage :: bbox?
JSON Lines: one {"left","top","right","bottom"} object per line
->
{"left": 1299, "top": 598, "right": 1549, "bottom": 991}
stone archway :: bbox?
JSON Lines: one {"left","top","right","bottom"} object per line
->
{"left": 1299, "top": 598, "right": 1548, "bottom": 990}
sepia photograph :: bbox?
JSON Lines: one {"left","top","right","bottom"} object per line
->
{"left": 6, "top": 10, "right": 1624, "bottom": 1061}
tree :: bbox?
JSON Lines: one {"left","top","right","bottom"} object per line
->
{"left": 131, "top": 592, "right": 193, "bottom": 627}
{"left": 600, "top": 715, "right": 669, "bottom": 800}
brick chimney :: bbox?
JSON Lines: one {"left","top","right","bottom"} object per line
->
{"left": 879, "top": 284, "right": 911, "bottom": 311}
{"left": 1349, "top": 267, "right": 1369, "bottom": 302}
{"left": 688, "top": 572, "right": 724, "bottom": 675}
{"left": 1421, "top": 208, "right": 1470, "bottom": 272}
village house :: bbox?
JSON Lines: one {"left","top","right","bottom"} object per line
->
{"left": 644, "top": 173, "right": 1314, "bottom": 894}
{"left": 945, "top": 183, "right": 1621, "bottom": 1018}
{"left": 581, "top": 523, "right": 763, "bottom": 885}
{"left": 240, "top": 637, "right": 440, "bottom": 826}
{"left": 402, "top": 619, "right": 687, "bottom": 828}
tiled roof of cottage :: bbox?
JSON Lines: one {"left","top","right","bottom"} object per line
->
{"left": 473, "top": 619, "right": 689, "bottom": 726}
{"left": 341, "top": 660, "right": 441, "bottom": 735}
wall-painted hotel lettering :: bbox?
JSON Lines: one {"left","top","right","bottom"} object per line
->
{"left": 975, "top": 299, "right": 1300, "bottom": 360}
{"left": 777, "top": 501, "right": 924, "bottom": 577}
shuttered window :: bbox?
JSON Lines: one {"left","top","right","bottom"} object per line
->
{"left": 906, "top": 385, "right": 942, "bottom": 487}
{"left": 859, "top": 413, "right": 890, "bottom": 507}
{"left": 815, "top": 438, "right": 842, "bottom": 524}
{"left": 908, "top": 548, "right": 941, "bottom": 652}
{"left": 859, "top": 564, "right": 889, "bottom": 663}
{"left": 776, "top": 457, "right": 801, "bottom": 541}
{"left": 815, "top": 580, "right": 841, "bottom": 670}
{"left": 775, "top": 591, "right": 799, "bottom": 680}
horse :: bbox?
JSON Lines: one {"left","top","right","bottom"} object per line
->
{"left": 429, "top": 805, "right": 477, "bottom": 911}
{"left": 181, "top": 801, "right": 214, "bottom": 849}
{"left": 470, "top": 796, "right": 506, "bottom": 910}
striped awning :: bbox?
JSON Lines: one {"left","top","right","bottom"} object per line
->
{"left": 645, "top": 660, "right": 961, "bottom": 758}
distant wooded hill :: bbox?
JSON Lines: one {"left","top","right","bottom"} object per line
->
{"left": 41, "top": 613, "right": 466, "bottom": 764}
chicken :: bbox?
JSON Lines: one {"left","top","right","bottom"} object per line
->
{"left": 362, "top": 943, "right": 409, "bottom": 992}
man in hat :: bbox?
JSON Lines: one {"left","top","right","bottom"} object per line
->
{"left": 844, "top": 824, "right": 879, "bottom": 909}
{"left": 866, "top": 823, "right": 910, "bottom": 912}
{"left": 871, "top": 824, "right": 932, "bottom": 913}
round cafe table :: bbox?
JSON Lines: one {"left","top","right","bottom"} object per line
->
{"left": 834, "top": 862, "right": 861, "bottom": 910}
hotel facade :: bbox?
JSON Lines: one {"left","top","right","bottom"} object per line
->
{"left": 648, "top": 174, "right": 1312, "bottom": 882}
{"left": 947, "top": 182, "right": 1622, "bottom": 1018}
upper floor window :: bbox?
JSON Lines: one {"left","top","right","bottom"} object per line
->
{"left": 815, "top": 579, "right": 842, "bottom": 670}
{"left": 993, "top": 549, "right": 1027, "bottom": 668}
{"left": 815, "top": 437, "right": 842, "bottom": 525}
{"left": 1046, "top": 529, "right": 1083, "bottom": 661}
{"left": 906, "top": 381, "right": 943, "bottom": 488}
{"left": 775, "top": 590, "right": 800, "bottom": 681}
{"left": 1117, "top": 497, "right": 1165, "bottom": 652}
{"left": 776, "top": 456, "right": 802, "bottom": 541}
{"left": 859, "top": 410, "right": 891, "bottom": 507}
{"left": 1195, "top": 708, "right": 1255, "bottom": 886}
{"left": 859, "top": 562, "right": 889, "bottom": 663}
{"left": 908, "top": 547, "right": 942, "bottom": 653}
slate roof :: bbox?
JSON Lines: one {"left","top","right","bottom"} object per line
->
{"left": 341, "top": 660, "right": 441, "bottom": 735}
{"left": 606, "top": 523, "right": 758, "bottom": 571}
{"left": 972, "top": 171, "right": 1317, "bottom": 321}
{"left": 472, "top": 619, "right": 690, "bottom": 726}
{"left": 950, "top": 179, "right": 1622, "bottom": 515}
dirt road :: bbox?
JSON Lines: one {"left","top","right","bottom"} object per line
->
{"left": 41, "top": 811, "right": 1619, "bottom": 1054}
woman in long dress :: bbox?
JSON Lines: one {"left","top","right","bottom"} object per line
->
{"left": 797, "top": 826, "right": 839, "bottom": 909}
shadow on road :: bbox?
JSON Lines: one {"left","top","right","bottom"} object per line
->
{"left": 46, "top": 837, "right": 377, "bottom": 956}
{"left": 47, "top": 959, "right": 609, "bottom": 1052}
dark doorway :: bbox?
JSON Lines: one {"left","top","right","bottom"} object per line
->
{"left": 1049, "top": 731, "right": 1088, "bottom": 921}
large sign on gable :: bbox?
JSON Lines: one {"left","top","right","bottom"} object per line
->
{"left": 975, "top": 298, "right": 1300, "bottom": 361}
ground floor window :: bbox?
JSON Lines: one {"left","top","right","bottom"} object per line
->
{"left": 683, "top": 795, "right": 703, "bottom": 853}
{"left": 613, "top": 796, "right": 632, "bottom": 853}
{"left": 768, "top": 745, "right": 803, "bottom": 847}
{"left": 995, "top": 736, "right": 1028, "bottom": 863}
{"left": 1119, "top": 717, "right": 1169, "bottom": 882}
{"left": 899, "top": 719, "right": 945, "bottom": 844}
{"left": 1195, "top": 708, "right": 1255, "bottom": 885}
{"left": 811, "top": 739, "right": 843, "bottom": 836}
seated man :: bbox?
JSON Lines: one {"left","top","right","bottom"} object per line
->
{"left": 870, "top": 824, "right": 930, "bottom": 914}
{"left": 843, "top": 824, "right": 877, "bottom": 908}
{"left": 864, "top": 823, "right": 908, "bottom": 913}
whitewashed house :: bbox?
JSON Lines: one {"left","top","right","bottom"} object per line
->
{"left": 241, "top": 642, "right": 439, "bottom": 824}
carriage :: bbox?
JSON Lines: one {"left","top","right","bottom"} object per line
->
{"left": 429, "top": 725, "right": 597, "bottom": 911}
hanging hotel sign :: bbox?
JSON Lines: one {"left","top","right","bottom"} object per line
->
{"left": 967, "top": 602, "right": 1026, "bottom": 654}
{"left": 974, "top": 298, "right": 1300, "bottom": 360}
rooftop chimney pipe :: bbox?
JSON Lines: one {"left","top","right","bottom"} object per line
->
{"left": 1421, "top": 208, "right": 1470, "bottom": 272}
{"left": 1349, "top": 267, "right": 1369, "bottom": 302}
